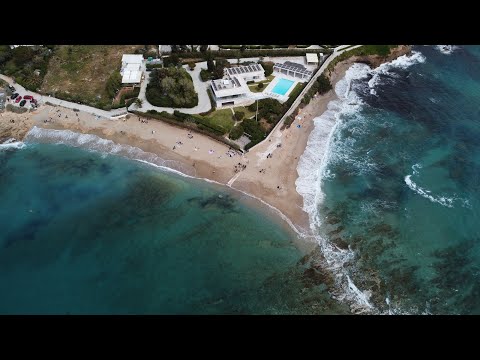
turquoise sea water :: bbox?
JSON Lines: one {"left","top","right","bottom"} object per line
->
{"left": 298, "top": 45, "right": 480, "bottom": 314}
{"left": 272, "top": 78, "right": 294, "bottom": 95}
{"left": 0, "top": 134, "right": 346, "bottom": 314}
{"left": 3, "top": 45, "right": 478, "bottom": 315}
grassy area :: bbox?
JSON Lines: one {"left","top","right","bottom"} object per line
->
{"left": 200, "top": 109, "right": 235, "bottom": 133}
{"left": 40, "top": 45, "right": 145, "bottom": 110}
{"left": 247, "top": 75, "right": 275, "bottom": 93}
{"left": 233, "top": 106, "right": 256, "bottom": 119}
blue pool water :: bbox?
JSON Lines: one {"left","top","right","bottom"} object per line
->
{"left": 272, "top": 78, "right": 294, "bottom": 96}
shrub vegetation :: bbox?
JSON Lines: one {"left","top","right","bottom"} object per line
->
{"left": 146, "top": 68, "right": 198, "bottom": 108}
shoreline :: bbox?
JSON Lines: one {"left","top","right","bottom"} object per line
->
{"left": 0, "top": 45, "right": 411, "bottom": 245}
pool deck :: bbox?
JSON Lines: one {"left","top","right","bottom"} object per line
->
{"left": 263, "top": 74, "right": 302, "bottom": 103}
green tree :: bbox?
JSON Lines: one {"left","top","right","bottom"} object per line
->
{"left": 317, "top": 74, "right": 332, "bottom": 95}
{"left": 234, "top": 111, "right": 245, "bottom": 121}
{"left": 200, "top": 45, "right": 208, "bottom": 53}
{"left": 213, "top": 58, "right": 229, "bottom": 79}
{"left": 229, "top": 124, "right": 244, "bottom": 140}
{"left": 207, "top": 58, "right": 215, "bottom": 72}
{"left": 260, "top": 61, "right": 274, "bottom": 76}
{"left": 106, "top": 72, "right": 122, "bottom": 98}
{"left": 12, "top": 46, "right": 35, "bottom": 66}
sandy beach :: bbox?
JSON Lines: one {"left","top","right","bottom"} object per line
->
{"left": 0, "top": 53, "right": 399, "bottom": 240}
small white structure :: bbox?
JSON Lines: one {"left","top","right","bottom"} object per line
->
{"left": 210, "top": 76, "right": 250, "bottom": 107}
{"left": 306, "top": 53, "right": 319, "bottom": 65}
{"left": 120, "top": 54, "right": 144, "bottom": 86}
{"left": 224, "top": 64, "right": 265, "bottom": 82}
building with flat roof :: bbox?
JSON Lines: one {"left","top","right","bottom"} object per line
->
{"left": 306, "top": 53, "right": 319, "bottom": 65}
{"left": 120, "top": 54, "right": 144, "bottom": 86}
{"left": 273, "top": 61, "right": 313, "bottom": 81}
{"left": 224, "top": 64, "right": 265, "bottom": 82}
{"left": 210, "top": 75, "right": 250, "bottom": 107}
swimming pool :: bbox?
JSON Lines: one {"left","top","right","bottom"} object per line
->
{"left": 272, "top": 78, "right": 294, "bottom": 96}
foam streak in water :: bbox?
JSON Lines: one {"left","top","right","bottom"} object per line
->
{"left": 296, "top": 50, "right": 427, "bottom": 314}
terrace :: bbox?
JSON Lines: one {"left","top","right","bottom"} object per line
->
{"left": 273, "top": 61, "right": 313, "bottom": 81}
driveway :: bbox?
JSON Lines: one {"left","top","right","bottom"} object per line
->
{"left": 130, "top": 61, "right": 212, "bottom": 114}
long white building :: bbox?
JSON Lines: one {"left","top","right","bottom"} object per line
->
{"left": 211, "top": 64, "right": 265, "bottom": 107}
{"left": 224, "top": 64, "right": 265, "bottom": 82}
{"left": 120, "top": 54, "right": 144, "bottom": 86}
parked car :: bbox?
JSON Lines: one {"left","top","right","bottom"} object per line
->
{"left": 31, "top": 98, "right": 37, "bottom": 105}
{"left": 23, "top": 95, "right": 33, "bottom": 101}
{"left": 11, "top": 93, "right": 19, "bottom": 100}
{"left": 19, "top": 99, "right": 26, "bottom": 107}
{"left": 8, "top": 85, "right": 16, "bottom": 92}
{"left": 15, "top": 96, "right": 22, "bottom": 103}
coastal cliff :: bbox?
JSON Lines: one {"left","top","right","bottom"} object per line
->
{"left": 352, "top": 45, "right": 412, "bottom": 69}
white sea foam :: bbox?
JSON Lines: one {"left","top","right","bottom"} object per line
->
{"left": 405, "top": 175, "right": 455, "bottom": 208}
{"left": 367, "top": 51, "right": 426, "bottom": 92}
{"left": 24, "top": 126, "right": 196, "bottom": 176}
{"left": 295, "top": 50, "right": 428, "bottom": 314}
{"left": 435, "top": 45, "right": 459, "bottom": 55}
{"left": 405, "top": 163, "right": 471, "bottom": 209}
{"left": 23, "top": 127, "right": 307, "bottom": 241}
{"left": 0, "top": 139, "right": 25, "bottom": 150}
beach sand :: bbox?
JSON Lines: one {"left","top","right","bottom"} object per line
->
{"left": 0, "top": 57, "right": 365, "bottom": 240}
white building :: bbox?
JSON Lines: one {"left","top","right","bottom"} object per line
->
{"left": 273, "top": 61, "right": 313, "bottom": 81}
{"left": 305, "top": 53, "right": 319, "bottom": 65}
{"left": 224, "top": 64, "right": 265, "bottom": 82}
{"left": 210, "top": 76, "right": 250, "bottom": 107}
{"left": 120, "top": 54, "right": 144, "bottom": 86}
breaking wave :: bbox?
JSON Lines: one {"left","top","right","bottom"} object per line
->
{"left": 435, "top": 45, "right": 459, "bottom": 55}
{"left": 0, "top": 139, "right": 25, "bottom": 151}
{"left": 24, "top": 127, "right": 195, "bottom": 176}
{"left": 296, "top": 49, "right": 426, "bottom": 314}
{"left": 405, "top": 163, "right": 470, "bottom": 209}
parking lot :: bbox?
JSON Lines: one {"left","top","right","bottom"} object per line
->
{"left": 6, "top": 86, "right": 38, "bottom": 110}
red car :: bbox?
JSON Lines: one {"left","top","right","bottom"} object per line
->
{"left": 15, "top": 96, "right": 22, "bottom": 103}
{"left": 23, "top": 95, "right": 33, "bottom": 101}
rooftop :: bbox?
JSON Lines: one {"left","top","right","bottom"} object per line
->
{"left": 121, "top": 54, "right": 144, "bottom": 65}
{"left": 225, "top": 64, "right": 264, "bottom": 76}
{"left": 211, "top": 76, "right": 249, "bottom": 97}
{"left": 274, "top": 61, "right": 313, "bottom": 77}
{"left": 122, "top": 69, "right": 142, "bottom": 83}
{"left": 306, "top": 53, "right": 319, "bottom": 63}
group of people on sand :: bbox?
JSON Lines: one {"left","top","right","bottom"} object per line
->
{"left": 226, "top": 149, "right": 237, "bottom": 158}
{"left": 139, "top": 118, "right": 148, "bottom": 124}
{"left": 233, "top": 162, "right": 247, "bottom": 174}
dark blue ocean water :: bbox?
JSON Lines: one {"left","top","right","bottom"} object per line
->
{"left": 0, "top": 136, "right": 346, "bottom": 314}
{"left": 298, "top": 45, "right": 480, "bottom": 314}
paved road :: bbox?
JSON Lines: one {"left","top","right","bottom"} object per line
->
{"left": 0, "top": 74, "right": 128, "bottom": 119}
{"left": 248, "top": 45, "right": 362, "bottom": 150}
{"left": 2, "top": 46, "right": 360, "bottom": 123}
